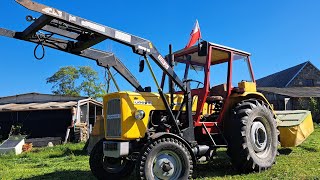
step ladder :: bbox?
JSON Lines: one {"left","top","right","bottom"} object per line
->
{"left": 202, "top": 123, "right": 228, "bottom": 148}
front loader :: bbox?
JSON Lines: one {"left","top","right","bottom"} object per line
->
{"left": 0, "top": 0, "right": 314, "bottom": 179}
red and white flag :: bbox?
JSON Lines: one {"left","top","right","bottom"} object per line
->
{"left": 185, "top": 20, "right": 201, "bottom": 49}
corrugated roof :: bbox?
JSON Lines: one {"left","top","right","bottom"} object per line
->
{"left": 0, "top": 92, "right": 88, "bottom": 105}
{"left": 258, "top": 87, "right": 320, "bottom": 98}
{"left": 256, "top": 61, "right": 309, "bottom": 88}
{"left": 0, "top": 101, "right": 78, "bottom": 112}
{"left": 0, "top": 94, "right": 103, "bottom": 112}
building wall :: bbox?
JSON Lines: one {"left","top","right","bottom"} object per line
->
{"left": 288, "top": 63, "right": 320, "bottom": 87}
{"left": 260, "top": 91, "right": 320, "bottom": 122}
{"left": 260, "top": 91, "right": 287, "bottom": 110}
{"left": 0, "top": 110, "right": 72, "bottom": 141}
{"left": 292, "top": 97, "right": 320, "bottom": 122}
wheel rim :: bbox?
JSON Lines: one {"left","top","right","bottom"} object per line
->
{"left": 152, "top": 150, "right": 182, "bottom": 180}
{"left": 250, "top": 119, "right": 270, "bottom": 158}
{"left": 102, "top": 157, "right": 127, "bottom": 174}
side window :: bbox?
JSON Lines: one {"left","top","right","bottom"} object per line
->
{"left": 232, "top": 55, "right": 253, "bottom": 87}
{"left": 210, "top": 62, "right": 228, "bottom": 87}
{"left": 210, "top": 62, "right": 228, "bottom": 97}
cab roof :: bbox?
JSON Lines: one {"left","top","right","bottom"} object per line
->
{"left": 174, "top": 41, "right": 251, "bottom": 65}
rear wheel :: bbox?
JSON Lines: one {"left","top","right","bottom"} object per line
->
{"left": 136, "top": 137, "right": 193, "bottom": 180}
{"left": 89, "top": 139, "right": 134, "bottom": 179}
{"left": 226, "top": 99, "right": 277, "bottom": 173}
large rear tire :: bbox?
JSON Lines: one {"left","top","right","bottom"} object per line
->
{"left": 226, "top": 99, "right": 277, "bottom": 173}
{"left": 89, "top": 139, "right": 134, "bottom": 179}
{"left": 136, "top": 137, "right": 193, "bottom": 180}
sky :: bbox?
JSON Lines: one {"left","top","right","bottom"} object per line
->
{"left": 0, "top": 0, "right": 319, "bottom": 97}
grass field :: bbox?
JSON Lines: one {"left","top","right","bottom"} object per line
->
{"left": 0, "top": 124, "right": 319, "bottom": 180}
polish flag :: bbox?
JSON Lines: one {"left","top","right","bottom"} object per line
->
{"left": 185, "top": 20, "right": 201, "bottom": 49}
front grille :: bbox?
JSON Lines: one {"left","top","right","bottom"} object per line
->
{"left": 106, "top": 98, "right": 121, "bottom": 138}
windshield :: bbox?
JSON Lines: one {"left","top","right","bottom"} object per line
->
{"left": 232, "top": 54, "right": 253, "bottom": 87}
{"left": 188, "top": 64, "right": 205, "bottom": 89}
{"left": 172, "top": 62, "right": 205, "bottom": 91}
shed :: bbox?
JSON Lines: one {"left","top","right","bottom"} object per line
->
{"left": 256, "top": 61, "right": 320, "bottom": 122}
{"left": 258, "top": 87, "right": 320, "bottom": 110}
{"left": 256, "top": 61, "right": 320, "bottom": 88}
{"left": 0, "top": 93, "right": 103, "bottom": 144}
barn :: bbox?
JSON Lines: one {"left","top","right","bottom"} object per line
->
{"left": 256, "top": 61, "right": 320, "bottom": 122}
{"left": 0, "top": 93, "right": 103, "bottom": 145}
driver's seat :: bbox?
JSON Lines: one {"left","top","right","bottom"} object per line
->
{"left": 206, "top": 95, "right": 223, "bottom": 103}
{"left": 206, "top": 83, "right": 227, "bottom": 104}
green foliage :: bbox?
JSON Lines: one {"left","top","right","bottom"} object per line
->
{"left": 46, "top": 66, "right": 80, "bottom": 96}
{"left": 0, "top": 125, "right": 320, "bottom": 179}
{"left": 46, "top": 66, "right": 106, "bottom": 99}
{"left": 309, "top": 97, "right": 320, "bottom": 118}
{"left": 78, "top": 66, "right": 106, "bottom": 99}
{"left": 9, "top": 124, "right": 26, "bottom": 136}
{"left": 298, "top": 97, "right": 320, "bottom": 122}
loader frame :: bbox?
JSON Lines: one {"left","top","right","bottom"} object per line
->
{"left": 0, "top": 0, "right": 195, "bottom": 141}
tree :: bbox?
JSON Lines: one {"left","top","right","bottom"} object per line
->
{"left": 46, "top": 66, "right": 106, "bottom": 99}
{"left": 46, "top": 66, "right": 80, "bottom": 96}
{"left": 78, "top": 66, "right": 106, "bottom": 99}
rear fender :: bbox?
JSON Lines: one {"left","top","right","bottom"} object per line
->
{"left": 222, "top": 92, "right": 276, "bottom": 133}
{"left": 229, "top": 92, "right": 276, "bottom": 115}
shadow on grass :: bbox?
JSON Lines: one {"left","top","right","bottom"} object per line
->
{"left": 278, "top": 148, "right": 293, "bottom": 155}
{"left": 49, "top": 148, "right": 88, "bottom": 158}
{"left": 299, "top": 146, "right": 318, "bottom": 152}
{"left": 193, "top": 152, "right": 238, "bottom": 178}
{"left": 21, "top": 170, "right": 95, "bottom": 180}
{"left": 25, "top": 152, "right": 246, "bottom": 179}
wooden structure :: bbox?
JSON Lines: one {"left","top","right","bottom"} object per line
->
{"left": 0, "top": 93, "right": 103, "bottom": 143}
{"left": 257, "top": 61, "right": 320, "bottom": 121}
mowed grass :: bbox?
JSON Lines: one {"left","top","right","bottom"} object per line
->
{"left": 0, "top": 124, "right": 319, "bottom": 180}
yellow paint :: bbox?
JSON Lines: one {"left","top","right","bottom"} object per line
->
{"left": 103, "top": 91, "right": 200, "bottom": 140}
{"left": 91, "top": 115, "right": 104, "bottom": 136}
{"left": 229, "top": 91, "right": 272, "bottom": 109}
{"left": 238, "top": 81, "right": 257, "bottom": 92}
{"left": 278, "top": 111, "right": 314, "bottom": 147}
{"left": 229, "top": 82, "right": 276, "bottom": 116}
{"left": 229, "top": 83, "right": 314, "bottom": 148}
{"left": 102, "top": 81, "right": 314, "bottom": 146}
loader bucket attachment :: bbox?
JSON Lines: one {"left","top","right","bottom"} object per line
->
{"left": 276, "top": 110, "right": 314, "bottom": 147}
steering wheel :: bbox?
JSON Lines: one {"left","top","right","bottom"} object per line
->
{"left": 183, "top": 79, "right": 204, "bottom": 88}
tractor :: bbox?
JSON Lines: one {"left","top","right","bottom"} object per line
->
{"left": 0, "top": 0, "right": 314, "bottom": 179}
{"left": 90, "top": 42, "right": 280, "bottom": 179}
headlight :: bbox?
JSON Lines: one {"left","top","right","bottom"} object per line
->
{"left": 134, "top": 110, "right": 145, "bottom": 120}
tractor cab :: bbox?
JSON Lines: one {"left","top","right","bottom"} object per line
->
{"left": 165, "top": 41, "right": 255, "bottom": 125}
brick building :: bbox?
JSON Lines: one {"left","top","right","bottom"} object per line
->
{"left": 256, "top": 61, "right": 320, "bottom": 122}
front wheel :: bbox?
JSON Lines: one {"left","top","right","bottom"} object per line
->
{"left": 89, "top": 139, "right": 134, "bottom": 179}
{"left": 136, "top": 137, "right": 193, "bottom": 180}
{"left": 226, "top": 99, "right": 278, "bottom": 173}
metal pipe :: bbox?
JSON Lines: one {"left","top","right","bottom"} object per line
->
{"left": 145, "top": 55, "right": 181, "bottom": 135}
{"left": 192, "top": 145, "right": 210, "bottom": 157}
{"left": 144, "top": 56, "right": 161, "bottom": 90}
{"left": 169, "top": 44, "right": 174, "bottom": 108}
{"left": 106, "top": 67, "right": 120, "bottom": 92}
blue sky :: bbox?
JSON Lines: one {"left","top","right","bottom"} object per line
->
{"left": 0, "top": 0, "right": 319, "bottom": 97}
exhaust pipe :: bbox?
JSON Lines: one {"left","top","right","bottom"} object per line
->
{"left": 192, "top": 145, "right": 210, "bottom": 157}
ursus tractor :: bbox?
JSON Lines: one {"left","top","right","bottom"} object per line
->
{"left": 0, "top": 0, "right": 314, "bottom": 179}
